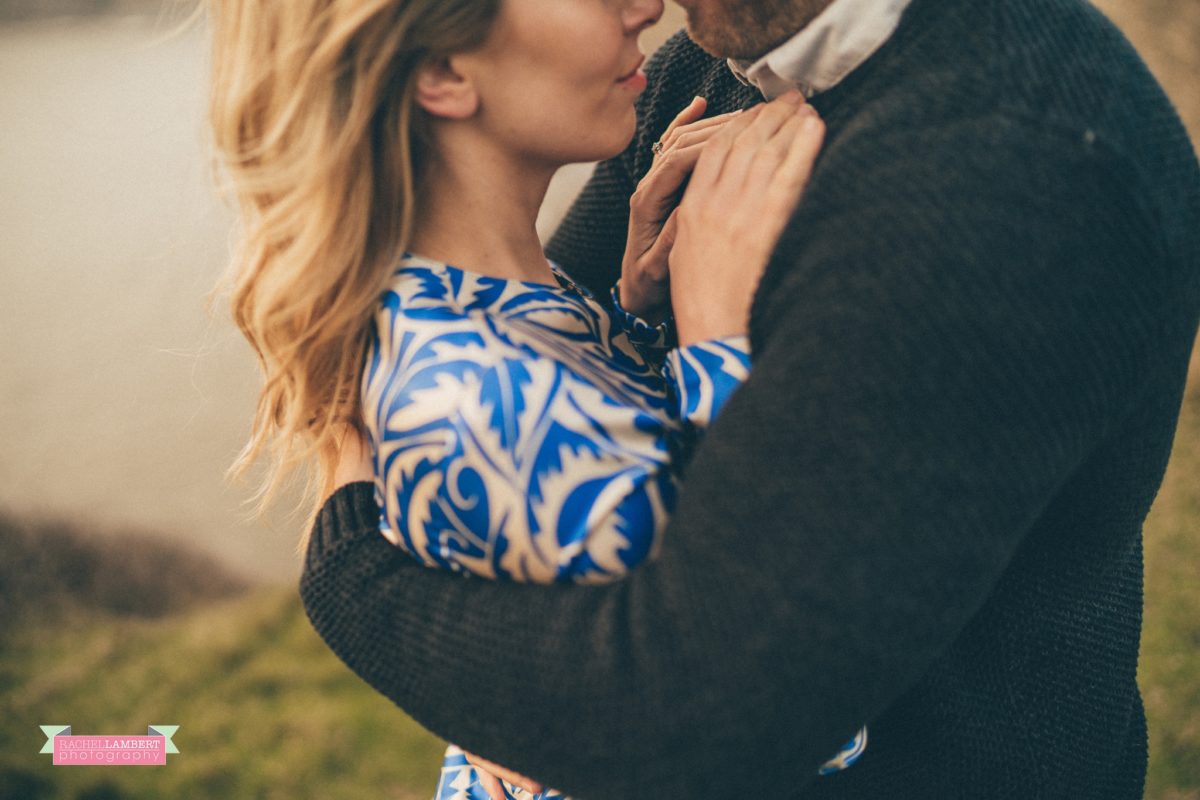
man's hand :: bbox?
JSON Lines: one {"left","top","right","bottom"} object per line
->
{"left": 464, "top": 749, "right": 545, "bottom": 799}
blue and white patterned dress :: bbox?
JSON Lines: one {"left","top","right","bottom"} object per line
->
{"left": 361, "top": 254, "right": 867, "bottom": 800}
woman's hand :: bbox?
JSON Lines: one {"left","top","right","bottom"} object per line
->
{"left": 668, "top": 91, "right": 825, "bottom": 346}
{"left": 463, "top": 750, "right": 544, "bottom": 800}
{"left": 618, "top": 97, "right": 742, "bottom": 322}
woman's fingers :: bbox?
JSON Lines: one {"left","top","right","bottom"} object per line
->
{"left": 477, "top": 769, "right": 506, "bottom": 800}
{"left": 638, "top": 139, "right": 711, "bottom": 206}
{"left": 654, "top": 108, "right": 742, "bottom": 170}
{"left": 644, "top": 102, "right": 753, "bottom": 207}
{"left": 744, "top": 110, "right": 806, "bottom": 191}
{"left": 638, "top": 108, "right": 745, "bottom": 220}
{"left": 716, "top": 91, "right": 805, "bottom": 190}
{"left": 766, "top": 106, "right": 826, "bottom": 212}
{"left": 661, "top": 107, "right": 743, "bottom": 145}
{"left": 687, "top": 102, "right": 765, "bottom": 192}
{"left": 668, "top": 125, "right": 722, "bottom": 155}
{"left": 640, "top": 206, "right": 680, "bottom": 278}
{"left": 666, "top": 96, "right": 825, "bottom": 347}
{"left": 658, "top": 96, "right": 707, "bottom": 146}
{"left": 642, "top": 122, "right": 738, "bottom": 201}
{"left": 464, "top": 751, "right": 544, "bottom": 797}
{"left": 632, "top": 126, "right": 732, "bottom": 232}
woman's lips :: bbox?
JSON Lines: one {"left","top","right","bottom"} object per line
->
{"left": 617, "top": 56, "right": 647, "bottom": 91}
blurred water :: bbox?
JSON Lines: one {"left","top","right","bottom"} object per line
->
{"left": 0, "top": 17, "right": 301, "bottom": 582}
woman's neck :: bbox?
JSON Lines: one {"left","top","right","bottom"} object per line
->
{"left": 411, "top": 137, "right": 559, "bottom": 284}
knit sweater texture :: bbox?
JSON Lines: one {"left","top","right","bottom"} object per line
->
{"left": 300, "top": 0, "right": 1200, "bottom": 795}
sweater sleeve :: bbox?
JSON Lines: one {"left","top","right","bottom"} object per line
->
{"left": 608, "top": 281, "right": 674, "bottom": 366}
{"left": 300, "top": 115, "right": 1185, "bottom": 799}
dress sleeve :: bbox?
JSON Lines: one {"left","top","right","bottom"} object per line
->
{"left": 662, "top": 336, "right": 752, "bottom": 430}
{"left": 608, "top": 282, "right": 674, "bottom": 367}
{"left": 361, "top": 293, "right": 680, "bottom": 585}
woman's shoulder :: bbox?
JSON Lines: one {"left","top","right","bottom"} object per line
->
{"left": 370, "top": 256, "right": 523, "bottom": 373}
{"left": 364, "top": 254, "right": 668, "bottom": 424}
{"left": 366, "top": 255, "right": 596, "bottom": 383}
{"left": 376, "top": 254, "right": 585, "bottom": 325}
{"left": 376, "top": 254, "right": 483, "bottom": 322}
{"left": 374, "top": 254, "right": 627, "bottom": 354}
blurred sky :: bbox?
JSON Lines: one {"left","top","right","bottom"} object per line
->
{"left": 0, "top": 2, "right": 1194, "bottom": 585}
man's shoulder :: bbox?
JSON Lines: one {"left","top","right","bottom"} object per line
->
{"left": 916, "top": 0, "right": 1186, "bottom": 161}
{"left": 822, "top": 0, "right": 1197, "bottom": 231}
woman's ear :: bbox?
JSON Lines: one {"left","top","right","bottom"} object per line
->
{"left": 414, "top": 57, "right": 479, "bottom": 120}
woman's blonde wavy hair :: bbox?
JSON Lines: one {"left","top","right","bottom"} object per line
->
{"left": 208, "top": 0, "right": 499, "bottom": 552}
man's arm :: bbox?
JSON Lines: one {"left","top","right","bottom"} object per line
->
{"left": 301, "top": 115, "right": 1190, "bottom": 798}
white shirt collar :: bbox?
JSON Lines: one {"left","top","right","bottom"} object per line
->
{"left": 728, "top": 0, "right": 913, "bottom": 99}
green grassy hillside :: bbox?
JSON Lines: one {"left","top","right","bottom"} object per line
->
{"left": 1139, "top": 349, "right": 1200, "bottom": 800}
{"left": 0, "top": 587, "right": 445, "bottom": 800}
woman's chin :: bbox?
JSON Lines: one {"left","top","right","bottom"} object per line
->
{"left": 588, "top": 114, "right": 639, "bottom": 162}
{"left": 542, "top": 110, "right": 638, "bottom": 167}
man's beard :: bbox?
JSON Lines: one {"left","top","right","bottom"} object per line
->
{"left": 683, "top": 0, "right": 832, "bottom": 60}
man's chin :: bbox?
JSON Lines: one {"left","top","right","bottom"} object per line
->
{"left": 684, "top": 17, "right": 760, "bottom": 60}
{"left": 680, "top": 0, "right": 831, "bottom": 61}
{"left": 684, "top": 23, "right": 726, "bottom": 59}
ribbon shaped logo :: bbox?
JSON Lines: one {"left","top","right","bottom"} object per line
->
{"left": 40, "top": 725, "right": 179, "bottom": 766}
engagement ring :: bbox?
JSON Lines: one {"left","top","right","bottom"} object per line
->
{"left": 651, "top": 140, "right": 665, "bottom": 156}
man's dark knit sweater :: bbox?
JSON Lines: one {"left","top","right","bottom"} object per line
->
{"left": 299, "top": 0, "right": 1200, "bottom": 795}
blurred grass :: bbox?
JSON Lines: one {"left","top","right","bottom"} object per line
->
{"left": 1140, "top": 345, "right": 1200, "bottom": 800}
{"left": 0, "top": 513, "right": 251, "bottom": 627}
{"left": 0, "top": 587, "right": 446, "bottom": 800}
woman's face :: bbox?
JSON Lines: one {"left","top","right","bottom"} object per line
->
{"left": 458, "top": 0, "right": 664, "bottom": 166}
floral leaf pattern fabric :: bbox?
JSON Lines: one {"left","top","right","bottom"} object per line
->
{"left": 360, "top": 255, "right": 865, "bottom": 798}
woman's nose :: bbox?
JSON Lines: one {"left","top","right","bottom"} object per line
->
{"left": 623, "top": 0, "right": 664, "bottom": 33}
